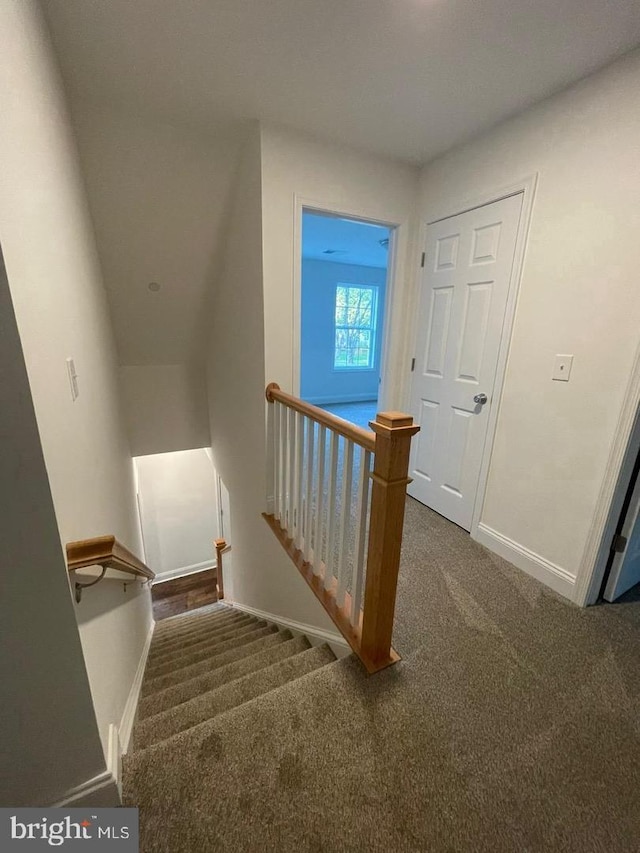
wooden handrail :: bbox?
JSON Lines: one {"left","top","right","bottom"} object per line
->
{"left": 266, "top": 382, "right": 375, "bottom": 452}
{"left": 264, "top": 383, "right": 419, "bottom": 673}
{"left": 214, "top": 538, "right": 228, "bottom": 600}
{"left": 66, "top": 535, "right": 155, "bottom": 580}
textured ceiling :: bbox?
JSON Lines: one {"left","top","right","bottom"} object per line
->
{"left": 43, "top": 0, "right": 640, "bottom": 164}
{"left": 41, "top": 1, "right": 640, "bottom": 367}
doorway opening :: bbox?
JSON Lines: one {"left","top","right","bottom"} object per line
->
{"left": 300, "top": 209, "right": 392, "bottom": 429}
{"left": 598, "top": 407, "right": 640, "bottom": 603}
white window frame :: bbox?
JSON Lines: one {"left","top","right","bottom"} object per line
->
{"left": 333, "top": 283, "right": 379, "bottom": 371}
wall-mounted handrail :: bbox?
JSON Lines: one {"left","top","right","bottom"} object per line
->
{"left": 264, "top": 382, "right": 419, "bottom": 673}
{"left": 66, "top": 535, "right": 155, "bottom": 602}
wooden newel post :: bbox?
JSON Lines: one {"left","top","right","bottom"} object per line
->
{"left": 214, "top": 538, "right": 227, "bottom": 600}
{"left": 361, "top": 412, "right": 419, "bottom": 667}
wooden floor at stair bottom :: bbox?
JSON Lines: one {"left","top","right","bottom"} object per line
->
{"left": 151, "top": 569, "right": 218, "bottom": 620}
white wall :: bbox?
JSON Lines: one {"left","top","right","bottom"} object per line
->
{"left": 71, "top": 101, "right": 239, "bottom": 463}
{"left": 0, "top": 248, "right": 113, "bottom": 807}
{"left": 417, "top": 48, "right": 640, "bottom": 598}
{"left": 136, "top": 449, "right": 219, "bottom": 579}
{"left": 71, "top": 100, "right": 240, "bottom": 367}
{"left": 121, "top": 364, "right": 210, "bottom": 456}
{"left": 206, "top": 124, "right": 420, "bottom": 636}
{"left": 207, "top": 125, "right": 338, "bottom": 633}
{"left": 301, "top": 259, "right": 387, "bottom": 404}
{"left": 0, "top": 0, "right": 152, "bottom": 767}
{"left": 260, "top": 124, "right": 420, "bottom": 410}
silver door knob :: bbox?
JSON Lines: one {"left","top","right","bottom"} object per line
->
{"left": 473, "top": 393, "right": 488, "bottom": 405}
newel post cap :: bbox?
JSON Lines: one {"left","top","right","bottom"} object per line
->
{"left": 369, "top": 411, "right": 420, "bottom": 438}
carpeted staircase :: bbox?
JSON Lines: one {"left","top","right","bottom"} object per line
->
{"left": 122, "top": 500, "right": 640, "bottom": 852}
{"left": 124, "top": 602, "right": 337, "bottom": 807}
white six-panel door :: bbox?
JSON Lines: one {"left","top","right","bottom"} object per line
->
{"left": 408, "top": 194, "right": 523, "bottom": 530}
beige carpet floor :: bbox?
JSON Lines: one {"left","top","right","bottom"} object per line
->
{"left": 124, "top": 497, "right": 640, "bottom": 852}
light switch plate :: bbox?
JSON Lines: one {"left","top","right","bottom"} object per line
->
{"left": 552, "top": 354, "right": 573, "bottom": 382}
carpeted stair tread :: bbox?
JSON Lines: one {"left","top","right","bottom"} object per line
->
{"left": 149, "top": 611, "right": 252, "bottom": 654}
{"left": 141, "top": 626, "right": 281, "bottom": 696}
{"left": 152, "top": 604, "right": 248, "bottom": 637}
{"left": 152, "top": 603, "right": 238, "bottom": 639}
{"left": 145, "top": 622, "right": 270, "bottom": 679}
{"left": 133, "top": 644, "right": 337, "bottom": 750}
{"left": 137, "top": 634, "right": 308, "bottom": 720}
{"left": 149, "top": 613, "right": 257, "bottom": 657}
{"left": 153, "top": 601, "right": 228, "bottom": 630}
{"left": 124, "top": 657, "right": 344, "bottom": 783}
{"left": 147, "top": 617, "right": 263, "bottom": 671}
{"left": 122, "top": 660, "right": 350, "bottom": 853}
{"left": 152, "top": 606, "right": 240, "bottom": 643}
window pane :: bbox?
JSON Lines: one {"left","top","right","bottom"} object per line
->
{"left": 333, "top": 283, "right": 378, "bottom": 369}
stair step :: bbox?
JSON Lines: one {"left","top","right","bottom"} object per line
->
{"left": 150, "top": 610, "right": 250, "bottom": 652}
{"left": 152, "top": 604, "right": 237, "bottom": 640}
{"left": 123, "top": 660, "right": 342, "bottom": 826}
{"left": 141, "top": 626, "right": 280, "bottom": 696}
{"left": 148, "top": 615, "right": 259, "bottom": 666}
{"left": 145, "top": 621, "right": 269, "bottom": 679}
{"left": 153, "top": 600, "right": 228, "bottom": 627}
{"left": 154, "top": 610, "right": 248, "bottom": 643}
{"left": 137, "top": 634, "right": 308, "bottom": 720}
{"left": 133, "top": 644, "right": 336, "bottom": 750}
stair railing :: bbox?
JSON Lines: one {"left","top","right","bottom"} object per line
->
{"left": 214, "top": 538, "right": 228, "bottom": 600}
{"left": 264, "top": 382, "right": 419, "bottom": 673}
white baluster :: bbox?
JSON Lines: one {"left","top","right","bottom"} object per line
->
{"left": 287, "top": 407, "right": 296, "bottom": 533}
{"left": 303, "top": 418, "right": 315, "bottom": 561}
{"left": 350, "top": 447, "right": 372, "bottom": 626}
{"left": 324, "top": 431, "right": 339, "bottom": 589}
{"left": 278, "top": 401, "right": 287, "bottom": 523}
{"left": 312, "top": 425, "right": 327, "bottom": 575}
{"left": 273, "top": 400, "right": 281, "bottom": 521}
{"left": 294, "top": 411, "right": 304, "bottom": 547}
{"left": 336, "top": 439, "right": 354, "bottom": 609}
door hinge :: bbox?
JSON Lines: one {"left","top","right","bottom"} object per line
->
{"left": 612, "top": 533, "right": 627, "bottom": 553}
{"left": 421, "top": 252, "right": 426, "bottom": 268}
{"left": 411, "top": 358, "right": 416, "bottom": 372}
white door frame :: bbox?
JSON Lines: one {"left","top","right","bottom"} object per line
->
{"left": 292, "top": 194, "right": 409, "bottom": 411}
{"left": 414, "top": 174, "right": 538, "bottom": 540}
{"left": 574, "top": 346, "right": 640, "bottom": 606}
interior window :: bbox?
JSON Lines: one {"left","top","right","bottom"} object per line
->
{"left": 334, "top": 284, "right": 378, "bottom": 369}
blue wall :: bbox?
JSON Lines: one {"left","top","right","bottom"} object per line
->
{"left": 301, "top": 259, "right": 387, "bottom": 404}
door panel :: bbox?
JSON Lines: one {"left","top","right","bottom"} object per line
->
{"left": 408, "top": 194, "right": 523, "bottom": 530}
{"left": 424, "top": 287, "right": 453, "bottom": 376}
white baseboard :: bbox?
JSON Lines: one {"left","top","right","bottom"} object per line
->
{"left": 474, "top": 523, "right": 576, "bottom": 600}
{"left": 152, "top": 561, "right": 216, "bottom": 585}
{"left": 118, "top": 622, "right": 154, "bottom": 755}
{"left": 107, "top": 724, "right": 122, "bottom": 795}
{"left": 52, "top": 623, "right": 154, "bottom": 808}
{"left": 52, "top": 769, "right": 120, "bottom": 808}
{"left": 228, "top": 600, "right": 350, "bottom": 655}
